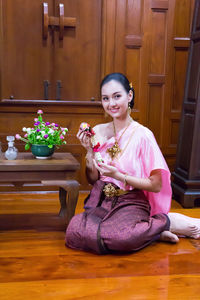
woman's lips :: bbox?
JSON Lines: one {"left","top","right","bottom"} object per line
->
{"left": 109, "top": 108, "right": 119, "bottom": 113}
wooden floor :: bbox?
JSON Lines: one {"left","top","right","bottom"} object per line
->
{"left": 0, "top": 192, "right": 200, "bottom": 300}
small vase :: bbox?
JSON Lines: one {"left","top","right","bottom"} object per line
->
{"left": 31, "top": 144, "right": 55, "bottom": 159}
{"left": 5, "top": 136, "right": 18, "bottom": 160}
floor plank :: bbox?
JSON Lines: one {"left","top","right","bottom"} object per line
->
{"left": 0, "top": 192, "right": 200, "bottom": 299}
{"left": 0, "top": 275, "right": 200, "bottom": 300}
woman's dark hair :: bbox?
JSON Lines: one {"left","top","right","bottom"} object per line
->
{"left": 100, "top": 72, "right": 135, "bottom": 108}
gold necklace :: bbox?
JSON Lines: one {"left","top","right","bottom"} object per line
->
{"left": 106, "top": 121, "right": 132, "bottom": 159}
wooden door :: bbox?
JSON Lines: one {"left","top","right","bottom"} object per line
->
{"left": 0, "top": 0, "right": 102, "bottom": 101}
{"left": 53, "top": 0, "right": 102, "bottom": 101}
{"left": 1, "top": 0, "right": 53, "bottom": 100}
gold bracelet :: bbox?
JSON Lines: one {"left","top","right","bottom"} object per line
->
{"left": 124, "top": 174, "right": 128, "bottom": 186}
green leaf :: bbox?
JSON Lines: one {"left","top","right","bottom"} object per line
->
{"left": 25, "top": 144, "right": 30, "bottom": 150}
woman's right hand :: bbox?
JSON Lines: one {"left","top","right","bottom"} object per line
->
{"left": 76, "top": 129, "right": 93, "bottom": 152}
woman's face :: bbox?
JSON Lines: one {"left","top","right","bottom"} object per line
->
{"left": 101, "top": 80, "right": 132, "bottom": 119}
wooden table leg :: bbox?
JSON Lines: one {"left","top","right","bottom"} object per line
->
{"left": 42, "top": 180, "right": 79, "bottom": 225}
{"left": 59, "top": 180, "right": 79, "bottom": 224}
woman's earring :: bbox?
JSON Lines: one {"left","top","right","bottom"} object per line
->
{"left": 128, "top": 103, "right": 131, "bottom": 115}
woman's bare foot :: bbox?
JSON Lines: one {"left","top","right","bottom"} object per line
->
{"left": 168, "top": 212, "right": 200, "bottom": 239}
{"left": 160, "top": 231, "right": 179, "bottom": 243}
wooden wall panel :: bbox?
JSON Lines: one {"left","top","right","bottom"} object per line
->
{"left": 101, "top": 0, "right": 116, "bottom": 76}
{"left": 172, "top": 49, "right": 189, "bottom": 111}
{"left": 148, "top": 86, "right": 163, "bottom": 144}
{"left": 146, "top": 4, "right": 168, "bottom": 145}
{"left": 174, "top": 0, "right": 194, "bottom": 36}
{"left": 124, "top": 0, "right": 143, "bottom": 122}
{"left": 151, "top": 0, "right": 169, "bottom": 10}
{"left": 149, "top": 11, "right": 167, "bottom": 74}
{"left": 125, "top": 0, "right": 143, "bottom": 50}
{"left": 114, "top": 0, "right": 127, "bottom": 73}
{"left": 126, "top": 0, "right": 143, "bottom": 35}
{"left": 126, "top": 49, "right": 140, "bottom": 114}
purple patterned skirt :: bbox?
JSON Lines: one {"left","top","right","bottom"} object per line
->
{"left": 65, "top": 180, "right": 170, "bottom": 254}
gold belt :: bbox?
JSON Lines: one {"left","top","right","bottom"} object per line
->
{"left": 103, "top": 183, "right": 129, "bottom": 198}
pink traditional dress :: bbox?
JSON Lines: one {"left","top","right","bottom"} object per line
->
{"left": 99, "top": 121, "right": 172, "bottom": 216}
{"left": 66, "top": 121, "right": 171, "bottom": 254}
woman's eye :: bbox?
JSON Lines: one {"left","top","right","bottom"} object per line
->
{"left": 115, "top": 94, "right": 121, "bottom": 99}
{"left": 102, "top": 97, "right": 108, "bottom": 101}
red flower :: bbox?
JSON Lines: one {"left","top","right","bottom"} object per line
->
{"left": 92, "top": 143, "right": 100, "bottom": 152}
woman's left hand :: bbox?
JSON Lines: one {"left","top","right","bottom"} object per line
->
{"left": 93, "top": 160, "right": 119, "bottom": 179}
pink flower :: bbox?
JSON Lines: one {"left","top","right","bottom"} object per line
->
{"left": 60, "top": 135, "right": 64, "bottom": 140}
{"left": 15, "top": 134, "right": 21, "bottom": 140}
{"left": 34, "top": 118, "right": 38, "bottom": 122}
{"left": 24, "top": 134, "right": 28, "bottom": 138}
{"left": 61, "top": 127, "right": 68, "bottom": 132}
{"left": 37, "top": 110, "right": 43, "bottom": 114}
{"left": 44, "top": 134, "right": 49, "bottom": 139}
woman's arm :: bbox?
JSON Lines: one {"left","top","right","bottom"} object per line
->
{"left": 77, "top": 127, "right": 99, "bottom": 184}
{"left": 117, "top": 169, "right": 162, "bottom": 193}
{"left": 94, "top": 161, "right": 162, "bottom": 193}
{"left": 85, "top": 150, "right": 99, "bottom": 184}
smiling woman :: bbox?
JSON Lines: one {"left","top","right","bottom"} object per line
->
{"left": 65, "top": 72, "right": 200, "bottom": 255}
{"left": 100, "top": 73, "right": 134, "bottom": 118}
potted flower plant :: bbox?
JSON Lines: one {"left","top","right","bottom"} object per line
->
{"left": 15, "top": 110, "right": 68, "bottom": 159}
